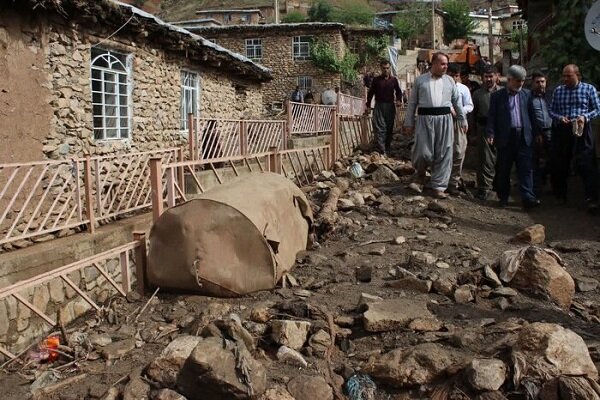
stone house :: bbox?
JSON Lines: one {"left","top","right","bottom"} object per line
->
{"left": 194, "top": 9, "right": 265, "bottom": 26}
{"left": 188, "top": 23, "right": 390, "bottom": 110}
{"left": 470, "top": 5, "right": 523, "bottom": 65}
{"left": 0, "top": 0, "right": 271, "bottom": 163}
{"left": 374, "top": 7, "right": 445, "bottom": 50}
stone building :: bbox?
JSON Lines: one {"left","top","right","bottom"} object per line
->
{"left": 194, "top": 9, "right": 265, "bottom": 26}
{"left": 0, "top": 0, "right": 271, "bottom": 163}
{"left": 189, "top": 23, "right": 390, "bottom": 110}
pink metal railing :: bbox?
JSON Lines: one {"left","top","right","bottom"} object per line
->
{"left": 90, "top": 148, "right": 180, "bottom": 221}
{"left": 0, "top": 159, "right": 87, "bottom": 246}
{"left": 288, "top": 101, "right": 335, "bottom": 136}
{"left": 0, "top": 148, "right": 181, "bottom": 247}
{"left": 193, "top": 117, "right": 285, "bottom": 161}
{"left": 337, "top": 93, "right": 365, "bottom": 117}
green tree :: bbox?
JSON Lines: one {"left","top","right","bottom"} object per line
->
{"left": 536, "top": 0, "right": 600, "bottom": 83}
{"left": 310, "top": 40, "right": 360, "bottom": 83}
{"left": 308, "top": 0, "right": 333, "bottom": 22}
{"left": 331, "top": 0, "right": 374, "bottom": 26}
{"left": 392, "top": 2, "right": 430, "bottom": 43}
{"left": 281, "top": 11, "right": 306, "bottom": 23}
{"left": 441, "top": 0, "right": 476, "bottom": 43}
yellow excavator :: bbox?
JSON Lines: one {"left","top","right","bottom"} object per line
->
{"left": 417, "top": 40, "right": 484, "bottom": 74}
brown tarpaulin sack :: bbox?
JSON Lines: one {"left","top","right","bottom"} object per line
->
{"left": 147, "top": 172, "right": 313, "bottom": 297}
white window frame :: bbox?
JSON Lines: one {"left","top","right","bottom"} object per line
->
{"left": 245, "top": 38, "right": 262, "bottom": 62}
{"left": 293, "top": 36, "right": 312, "bottom": 61}
{"left": 90, "top": 48, "right": 132, "bottom": 141}
{"left": 297, "top": 76, "right": 313, "bottom": 92}
{"left": 180, "top": 70, "right": 200, "bottom": 133}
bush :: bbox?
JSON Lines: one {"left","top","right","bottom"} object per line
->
{"left": 442, "top": 0, "right": 476, "bottom": 43}
{"left": 308, "top": 0, "right": 333, "bottom": 22}
{"left": 281, "top": 11, "right": 306, "bottom": 23}
{"left": 330, "top": 0, "right": 374, "bottom": 26}
{"left": 310, "top": 40, "right": 359, "bottom": 83}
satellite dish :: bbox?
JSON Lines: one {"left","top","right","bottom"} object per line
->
{"left": 585, "top": 0, "right": 600, "bottom": 51}
{"left": 321, "top": 89, "right": 337, "bottom": 106}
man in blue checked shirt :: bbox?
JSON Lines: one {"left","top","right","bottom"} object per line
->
{"left": 549, "top": 64, "right": 600, "bottom": 212}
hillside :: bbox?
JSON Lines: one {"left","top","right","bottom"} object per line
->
{"left": 134, "top": 0, "right": 518, "bottom": 23}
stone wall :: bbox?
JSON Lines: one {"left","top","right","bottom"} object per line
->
{"left": 0, "top": 11, "right": 264, "bottom": 163}
{"left": 212, "top": 30, "right": 344, "bottom": 109}
{"left": 0, "top": 255, "right": 137, "bottom": 359}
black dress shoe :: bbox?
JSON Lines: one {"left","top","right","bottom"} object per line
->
{"left": 523, "top": 199, "right": 541, "bottom": 210}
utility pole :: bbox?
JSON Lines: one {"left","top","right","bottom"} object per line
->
{"left": 274, "top": 0, "right": 279, "bottom": 24}
{"left": 431, "top": 0, "right": 436, "bottom": 49}
{"left": 488, "top": 0, "right": 494, "bottom": 62}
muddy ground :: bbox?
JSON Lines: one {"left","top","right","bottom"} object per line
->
{"left": 2, "top": 141, "right": 600, "bottom": 400}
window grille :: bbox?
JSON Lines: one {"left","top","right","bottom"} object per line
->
{"left": 245, "top": 38, "right": 263, "bottom": 61}
{"left": 180, "top": 70, "right": 199, "bottom": 132}
{"left": 293, "top": 36, "right": 312, "bottom": 60}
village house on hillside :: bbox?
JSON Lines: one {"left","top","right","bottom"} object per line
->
{"left": 194, "top": 9, "right": 265, "bottom": 25}
{"left": 183, "top": 23, "right": 390, "bottom": 111}
{"left": 0, "top": 0, "right": 271, "bottom": 163}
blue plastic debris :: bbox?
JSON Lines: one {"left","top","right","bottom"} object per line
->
{"left": 345, "top": 374, "right": 377, "bottom": 400}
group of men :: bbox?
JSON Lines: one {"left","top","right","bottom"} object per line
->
{"left": 367, "top": 55, "right": 600, "bottom": 212}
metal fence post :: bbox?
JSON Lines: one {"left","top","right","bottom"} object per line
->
{"left": 287, "top": 100, "right": 293, "bottom": 137}
{"left": 149, "top": 157, "right": 163, "bottom": 222}
{"left": 83, "top": 156, "right": 96, "bottom": 234}
{"left": 240, "top": 120, "right": 248, "bottom": 156}
{"left": 330, "top": 109, "right": 339, "bottom": 167}
{"left": 360, "top": 115, "right": 370, "bottom": 147}
{"left": 314, "top": 106, "right": 319, "bottom": 134}
{"left": 187, "top": 113, "right": 195, "bottom": 160}
{"left": 268, "top": 146, "right": 282, "bottom": 174}
{"left": 133, "top": 231, "right": 147, "bottom": 295}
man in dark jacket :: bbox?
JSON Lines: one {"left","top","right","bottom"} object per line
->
{"left": 530, "top": 70, "right": 552, "bottom": 197}
{"left": 486, "top": 65, "right": 540, "bottom": 209}
{"left": 366, "top": 60, "right": 402, "bottom": 155}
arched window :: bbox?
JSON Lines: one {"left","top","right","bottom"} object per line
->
{"left": 90, "top": 48, "right": 131, "bottom": 140}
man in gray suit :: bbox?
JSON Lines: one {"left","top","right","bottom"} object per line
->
{"left": 404, "top": 52, "right": 467, "bottom": 199}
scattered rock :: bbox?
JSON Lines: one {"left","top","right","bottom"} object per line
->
{"left": 365, "top": 343, "right": 469, "bottom": 388}
{"left": 271, "top": 320, "right": 311, "bottom": 350}
{"left": 408, "top": 318, "right": 443, "bottom": 332}
{"left": 123, "top": 376, "right": 150, "bottom": 400}
{"left": 338, "top": 198, "right": 355, "bottom": 210}
{"left": 371, "top": 165, "right": 400, "bottom": 183}
{"left": 491, "top": 287, "right": 519, "bottom": 298}
{"left": 294, "top": 289, "right": 312, "bottom": 298}
{"left": 101, "top": 338, "right": 136, "bottom": 360}
{"left": 454, "top": 285, "right": 474, "bottom": 304}
{"left": 503, "top": 247, "right": 575, "bottom": 309}
{"left": 308, "top": 330, "right": 332, "bottom": 357}
{"left": 355, "top": 265, "right": 373, "bottom": 282}
{"left": 466, "top": 358, "right": 506, "bottom": 391}
{"left": 277, "top": 346, "right": 308, "bottom": 367}
{"left": 511, "top": 224, "right": 545, "bottom": 245}
{"left": 147, "top": 335, "right": 202, "bottom": 388}
{"left": 30, "top": 371, "right": 59, "bottom": 393}
{"left": 475, "top": 392, "right": 508, "bottom": 400}
{"left": 483, "top": 266, "right": 502, "bottom": 288}
{"left": 386, "top": 277, "right": 432, "bottom": 293}
{"left": 394, "top": 236, "right": 406, "bottom": 245}
{"left": 539, "top": 376, "right": 600, "bottom": 400}
{"left": 357, "top": 293, "right": 383, "bottom": 312}
{"left": 368, "top": 246, "right": 386, "bottom": 256}
{"left": 152, "top": 389, "right": 188, "bottom": 400}
{"left": 512, "top": 323, "right": 598, "bottom": 388}
{"left": 436, "top": 261, "right": 451, "bottom": 269}
{"left": 428, "top": 201, "right": 455, "bottom": 215}
{"left": 250, "top": 305, "right": 272, "bottom": 323}
{"left": 411, "top": 251, "right": 437, "bottom": 266}
{"left": 432, "top": 275, "right": 456, "bottom": 296}
{"left": 90, "top": 333, "right": 112, "bottom": 348}
{"left": 575, "top": 277, "right": 599, "bottom": 292}
{"left": 177, "top": 336, "right": 266, "bottom": 400}
{"left": 495, "top": 298, "right": 510, "bottom": 310}
{"left": 259, "top": 387, "right": 296, "bottom": 400}
{"left": 334, "top": 316, "right": 355, "bottom": 327}
{"left": 363, "top": 297, "right": 432, "bottom": 332}
{"left": 287, "top": 375, "right": 333, "bottom": 400}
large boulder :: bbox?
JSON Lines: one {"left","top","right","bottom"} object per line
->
{"left": 539, "top": 376, "right": 600, "bottom": 400}
{"left": 147, "top": 335, "right": 202, "bottom": 387}
{"left": 287, "top": 375, "right": 333, "bottom": 400}
{"left": 270, "top": 320, "right": 311, "bottom": 350}
{"left": 512, "top": 323, "right": 598, "bottom": 388}
{"left": 498, "top": 247, "right": 575, "bottom": 309}
{"left": 466, "top": 358, "right": 507, "bottom": 392}
{"left": 364, "top": 343, "right": 469, "bottom": 388}
{"left": 511, "top": 224, "right": 545, "bottom": 245}
{"left": 177, "top": 337, "right": 266, "bottom": 399}
{"left": 363, "top": 297, "right": 432, "bottom": 332}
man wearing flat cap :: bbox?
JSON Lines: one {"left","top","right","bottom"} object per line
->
{"left": 486, "top": 65, "right": 541, "bottom": 209}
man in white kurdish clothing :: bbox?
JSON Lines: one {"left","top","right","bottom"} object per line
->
{"left": 403, "top": 52, "right": 468, "bottom": 199}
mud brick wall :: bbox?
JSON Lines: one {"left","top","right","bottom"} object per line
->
{"left": 0, "top": 10, "right": 264, "bottom": 163}
{"left": 0, "top": 255, "right": 136, "bottom": 359}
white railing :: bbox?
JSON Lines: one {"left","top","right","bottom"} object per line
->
{"left": 337, "top": 93, "right": 365, "bottom": 116}
{"left": 288, "top": 102, "right": 335, "bottom": 136}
